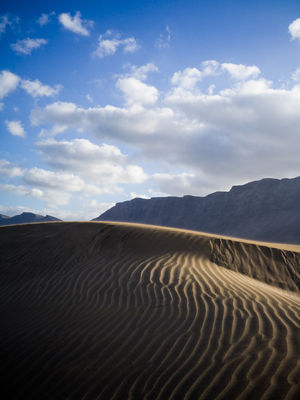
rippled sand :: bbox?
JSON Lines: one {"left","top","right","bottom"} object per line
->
{"left": 0, "top": 222, "right": 299, "bottom": 400}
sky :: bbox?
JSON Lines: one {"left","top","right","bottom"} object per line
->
{"left": 1, "top": 0, "right": 300, "bottom": 220}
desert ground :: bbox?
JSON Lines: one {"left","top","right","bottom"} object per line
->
{"left": 0, "top": 221, "right": 299, "bottom": 399}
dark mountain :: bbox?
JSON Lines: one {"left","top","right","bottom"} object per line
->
{"left": 94, "top": 177, "right": 300, "bottom": 244}
{"left": 0, "top": 212, "right": 61, "bottom": 226}
{"left": 0, "top": 214, "right": 10, "bottom": 224}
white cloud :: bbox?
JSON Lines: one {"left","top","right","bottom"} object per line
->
{"left": 0, "top": 183, "right": 44, "bottom": 200}
{"left": 0, "top": 204, "right": 39, "bottom": 217}
{"left": 0, "top": 159, "right": 23, "bottom": 177}
{"left": 0, "top": 14, "right": 20, "bottom": 35}
{"left": 0, "top": 15, "right": 11, "bottom": 34}
{"left": 171, "top": 60, "right": 219, "bottom": 89}
{"left": 93, "top": 31, "right": 138, "bottom": 58}
{"left": 289, "top": 18, "right": 300, "bottom": 40}
{"left": 201, "top": 60, "right": 220, "bottom": 76}
{"left": 291, "top": 67, "right": 300, "bottom": 81}
{"left": 37, "top": 12, "right": 55, "bottom": 26}
{"left": 0, "top": 200, "right": 113, "bottom": 221}
{"left": 156, "top": 25, "right": 171, "bottom": 48}
{"left": 116, "top": 77, "right": 158, "bottom": 105}
{"left": 151, "top": 172, "right": 210, "bottom": 196}
{"left": 36, "top": 138, "right": 147, "bottom": 188}
{"left": 171, "top": 61, "right": 260, "bottom": 89}
{"left": 32, "top": 68, "right": 300, "bottom": 193}
{"left": 5, "top": 120, "right": 26, "bottom": 138}
{"left": 86, "top": 93, "right": 93, "bottom": 103}
{"left": 0, "top": 70, "right": 62, "bottom": 105}
{"left": 171, "top": 67, "right": 203, "bottom": 90}
{"left": 11, "top": 38, "right": 48, "bottom": 55}
{"left": 221, "top": 63, "right": 261, "bottom": 80}
{"left": 130, "top": 192, "right": 150, "bottom": 199}
{"left": 0, "top": 159, "right": 102, "bottom": 206}
{"left": 31, "top": 101, "right": 175, "bottom": 142}
{"left": 53, "top": 200, "right": 113, "bottom": 220}
{"left": 38, "top": 124, "right": 68, "bottom": 137}
{"left": 122, "top": 37, "right": 138, "bottom": 52}
{"left": 128, "top": 63, "right": 158, "bottom": 81}
{"left": 0, "top": 160, "right": 103, "bottom": 206}
{"left": 58, "top": 11, "right": 93, "bottom": 36}
{"left": 0, "top": 70, "right": 20, "bottom": 99}
{"left": 21, "top": 79, "right": 62, "bottom": 97}
{"left": 23, "top": 167, "right": 90, "bottom": 193}
{"left": 0, "top": 133, "right": 148, "bottom": 209}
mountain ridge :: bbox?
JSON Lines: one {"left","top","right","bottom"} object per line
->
{"left": 0, "top": 212, "right": 61, "bottom": 226}
{"left": 94, "top": 176, "right": 300, "bottom": 244}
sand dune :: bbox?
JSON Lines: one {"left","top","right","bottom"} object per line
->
{"left": 0, "top": 221, "right": 299, "bottom": 400}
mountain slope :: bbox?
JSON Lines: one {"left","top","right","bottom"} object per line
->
{"left": 0, "top": 214, "right": 10, "bottom": 224}
{"left": 0, "top": 212, "right": 61, "bottom": 226}
{"left": 95, "top": 177, "right": 300, "bottom": 243}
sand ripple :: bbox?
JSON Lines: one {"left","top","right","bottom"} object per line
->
{"left": 0, "top": 222, "right": 299, "bottom": 399}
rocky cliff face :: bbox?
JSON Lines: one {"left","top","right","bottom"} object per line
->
{"left": 94, "top": 177, "right": 300, "bottom": 243}
{"left": 0, "top": 212, "right": 61, "bottom": 226}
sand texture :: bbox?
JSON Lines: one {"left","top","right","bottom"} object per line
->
{"left": 0, "top": 222, "right": 299, "bottom": 400}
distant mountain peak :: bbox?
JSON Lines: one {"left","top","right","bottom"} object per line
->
{"left": 0, "top": 212, "right": 62, "bottom": 226}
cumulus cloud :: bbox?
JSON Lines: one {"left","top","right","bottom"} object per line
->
{"left": 0, "top": 70, "right": 62, "bottom": 105}
{"left": 116, "top": 77, "right": 159, "bottom": 105}
{"left": 0, "top": 158, "right": 102, "bottom": 206}
{"left": 31, "top": 101, "right": 176, "bottom": 143}
{"left": 23, "top": 167, "right": 94, "bottom": 194}
{"left": 36, "top": 138, "right": 147, "bottom": 188}
{"left": 37, "top": 12, "right": 55, "bottom": 27}
{"left": 0, "top": 159, "right": 23, "bottom": 177}
{"left": 289, "top": 18, "right": 300, "bottom": 40}
{"left": 58, "top": 11, "right": 94, "bottom": 36}
{"left": 171, "top": 60, "right": 219, "bottom": 89}
{"left": 156, "top": 25, "right": 171, "bottom": 48}
{"left": 5, "top": 120, "right": 26, "bottom": 138}
{"left": 93, "top": 31, "right": 138, "bottom": 58}
{"left": 11, "top": 38, "right": 48, "bottom": 55}
{"left": 221, "top": 63, "right": 261, "bottom": 80}
{"left": 0, "top": 183, "right": 45, "bottom": 201}
{"left": 171, "top": 67, "right": 203, "bottom": 90}
{"left": 38, "top": 124, "right": 68, "bottom": 137}
{"left": 0, "top": 70, "right": 20, "bottom": 99}
{"left": 32, "top": 66, "right": 300, "bottom": 194}
{"left": 126, "top": 63, "right": 158, "bottom": 81}
{"left": 21, "top": 79, "right": 62, "bottom": 97}
{"left": 171, "top": 61, "right": 260, "bottom": 89}
{"left": 0, "top": 135, "right": 148, "bottom": 208}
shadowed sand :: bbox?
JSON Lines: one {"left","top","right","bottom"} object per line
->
{"left": 0, "top": 221, "right": 299, "bottom": 400}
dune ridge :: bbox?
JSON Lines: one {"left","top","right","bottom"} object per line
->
{"left": 0, "top": 222, "right": 299, "bottom": 399}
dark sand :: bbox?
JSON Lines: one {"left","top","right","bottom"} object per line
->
{"left": 0, "top": 222, "right": 299, "bottom": 399}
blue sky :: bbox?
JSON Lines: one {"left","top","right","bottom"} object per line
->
{"left": 1, "top": 0, "right": 300, "bottom": 220}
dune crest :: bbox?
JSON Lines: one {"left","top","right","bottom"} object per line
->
{"left": 0, "top": 222, "right": 299, "bottom": 399}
